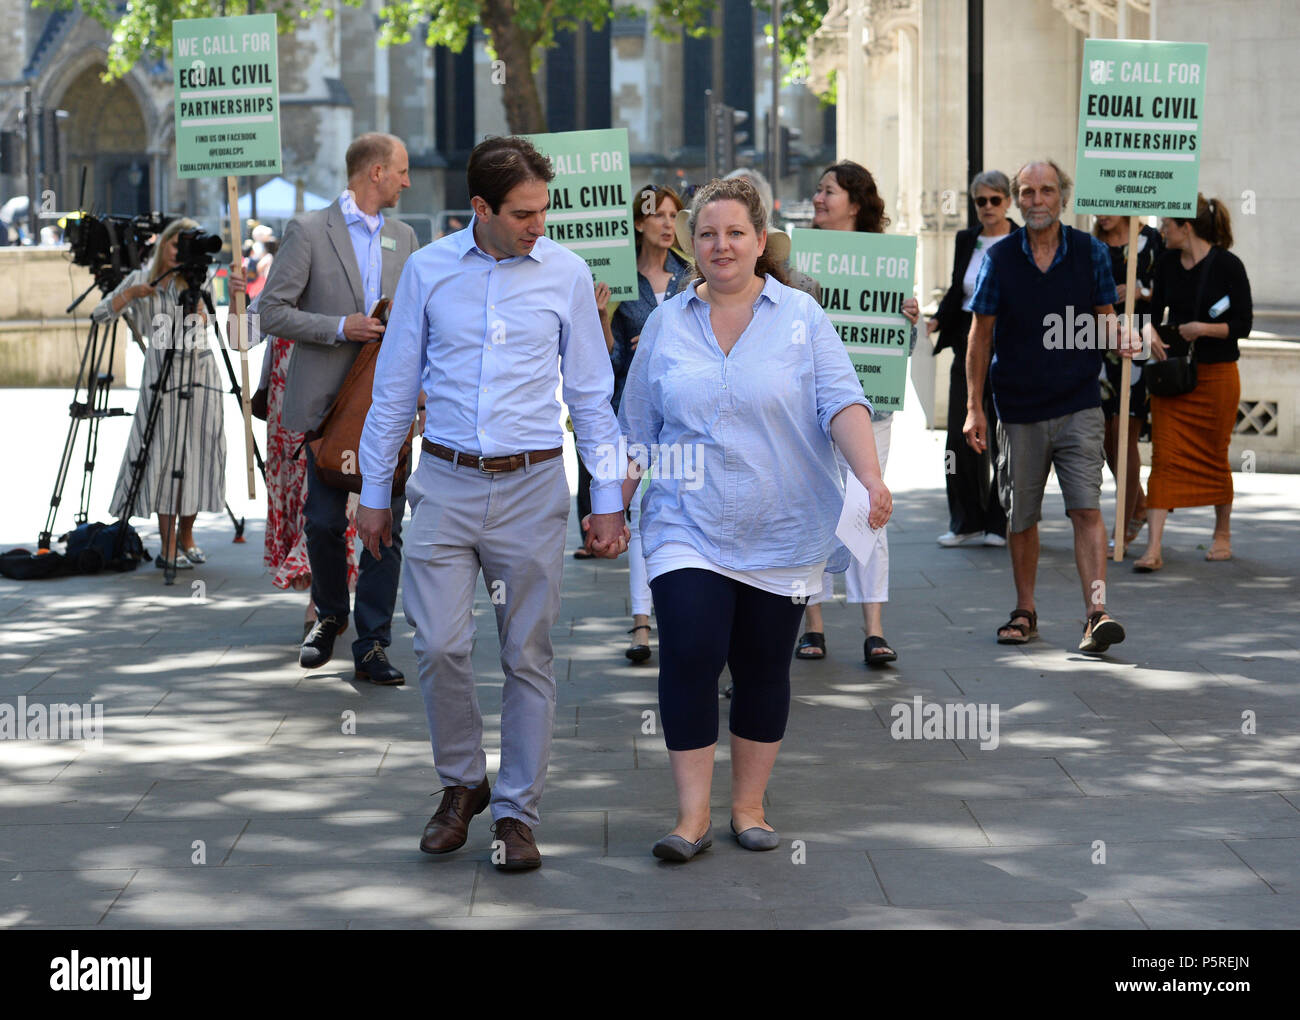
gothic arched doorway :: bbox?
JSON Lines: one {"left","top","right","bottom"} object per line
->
{"left": 58, "top": 64, "right": 150, "bottom": 214}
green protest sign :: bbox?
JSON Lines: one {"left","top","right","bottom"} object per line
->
{"left": 1074, "top": 39, "right": 1207, "bottom": 217}
{"left": 524, "top": 128, "right": 637, "bottom": 299}
{"left": 173, "top": 14, "right": 281, "bottom": 179}
{"left": 789, "top": 229, "right": 916, "bottom": 414}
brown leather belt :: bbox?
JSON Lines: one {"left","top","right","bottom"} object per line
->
{"left": 422, "top": 439, "right": 563, "bottom": 474}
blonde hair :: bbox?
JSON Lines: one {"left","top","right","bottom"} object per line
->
{"left": 151, "top": 217, "right": 200, "bottom": 274}
{"left": 686, "top": 177, "right": 788, "bottom": 284}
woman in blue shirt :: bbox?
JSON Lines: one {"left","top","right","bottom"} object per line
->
{"left": 610, "top": 185, "right": 692, "bottom": 663}
{"left": 617, "top": 176, "right": 892, "bottom": 861}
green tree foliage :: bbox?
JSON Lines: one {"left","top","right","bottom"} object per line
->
{"left": 46, "top": 0, "right": 834, "bottom": 131}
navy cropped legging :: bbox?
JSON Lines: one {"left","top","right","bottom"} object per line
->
{"left": 649, "top": 568, "right": 808, "bottom": 751}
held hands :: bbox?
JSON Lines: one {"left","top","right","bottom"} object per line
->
{"left": 1177, "top": 321, "right": 1205, "bottom": 342}
{"left": 963, "top": 405, "right": 989, "bottom": 454}
{"left": 902, "top": 298, "right": 920, "bottom": 325}
{"left": 343, "top": 312, "right": 385, "bottom": 343}
{"left": 594, "top": 281, "right": 611, "bottom": 318}
{"left": 358, "top": 505, "right": 393, "bottom": 560}
{"left": 581, "top": 511, "right": 630, "bottom": 558}
{"left": 926, "top": 318, "right": 939, "bottom": 336}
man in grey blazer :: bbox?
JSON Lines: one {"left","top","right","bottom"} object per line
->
{"left": 258, "top": 132, "right": 419, "bottom": 684}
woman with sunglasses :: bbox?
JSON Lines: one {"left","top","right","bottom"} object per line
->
{"left": 928, "top": 170, "right": 1016, "bottom": 551}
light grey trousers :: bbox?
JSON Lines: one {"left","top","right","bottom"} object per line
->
{"left": 401, "top": 451, "right": 570, "bottom": 828}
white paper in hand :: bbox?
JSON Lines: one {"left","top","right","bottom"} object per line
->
{"left": 836, "top": 470, "right": 885, "bottom": 564}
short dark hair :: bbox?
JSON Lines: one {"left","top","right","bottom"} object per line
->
{"left": 346, "top": 133, "right": 400, "bottom": 181}
{"left": 467, "top": 136, "right": 555, "bottom": 214}
{"left": 820, "top": 161, "right": 890, "bottom": 234}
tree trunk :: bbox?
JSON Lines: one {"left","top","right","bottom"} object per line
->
{"left": 479, "top": 0, "right": 547, "bottom": 134}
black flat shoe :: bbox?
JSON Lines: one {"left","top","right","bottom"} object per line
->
{"left": 300, "top": 615, "right": 346, "bottom": 669}
{"left": 355, "top": 641, "right": 405, "bottom": 685}
{"left": 625, "top": 624, "right": 651, "bottom": 663}
{"left": 865, "top": 635, "right": 897, "bottom": 666}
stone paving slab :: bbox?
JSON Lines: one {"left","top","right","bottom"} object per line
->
{"left": 866, "top": 840, "right": 1271, "bottom": 906}
{"left": 2, "top": 393, "right": 1298, "bottom": 928}
{"left": 965, "top": 791, "right": 1300, "bottom": 846}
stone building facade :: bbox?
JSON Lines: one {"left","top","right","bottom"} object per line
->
{"left": 1, "top": 0, "right": 836, "bottom": 240}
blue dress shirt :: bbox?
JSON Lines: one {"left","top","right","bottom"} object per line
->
{"left": 618, "top": 274, "right": 871, "bottom": 571}
{"left": 359, "top": 220, "right": 623, "bottom": 513}
{"left": 336, "top": 190, "right": 384, "bottom": 338}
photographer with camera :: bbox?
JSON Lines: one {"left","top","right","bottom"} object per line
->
{"left": 93, "top": 217, "right": 232, "bottom": 570}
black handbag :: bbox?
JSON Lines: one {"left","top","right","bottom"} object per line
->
{"left": 1145, "top": 248, "right": 1216, "bottom": 398}
{"left": 1144, "top": 329, "right": 1197, "bottom": 396}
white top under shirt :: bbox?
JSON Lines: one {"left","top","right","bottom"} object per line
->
{"left": 647, "top": 541, "right": 826, "bottom": 599}
{"left": 961, "top": 232, "right": 1011, "bottom": 312}
{"left": 653, "top": 291, "right": 666, "bottom": 306}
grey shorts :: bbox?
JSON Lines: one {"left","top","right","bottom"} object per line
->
{"left": 996, "top": 406, "right": 1104, "bottom": 533}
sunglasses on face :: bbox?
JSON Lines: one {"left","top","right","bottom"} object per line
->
{"left": 975, "top": 195, "right": 1004, "bottom": 208}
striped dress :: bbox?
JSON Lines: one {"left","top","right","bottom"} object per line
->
{"left": 93, "top": 264, "right": 227, "bottom": 518}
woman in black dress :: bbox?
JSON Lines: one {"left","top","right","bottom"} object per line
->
{"left": 928, "top": 170, "right": 1016, "bottom": 548}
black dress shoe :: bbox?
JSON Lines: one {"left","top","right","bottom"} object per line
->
{"left": 355, "top": 641, "right": 404, "bottom": 685}
{"left": 300, "top": 615, "right": 347, "bottom": 669}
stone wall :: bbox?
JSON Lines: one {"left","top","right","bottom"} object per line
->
{"left": 0, "top": 247, "right": 124, "bottom": 387}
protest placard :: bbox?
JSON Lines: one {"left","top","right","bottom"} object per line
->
{"left": 524, "top": 128, "right": 638, "bottom": 299}
{"left": 1074, "top": 37, "right": 1207, "bottom": 559}
{"left": 790, "top": 229, "right": 917, "bottom": 414}
{"left": 173, "top": 13, "right": 282, "bottom": 497}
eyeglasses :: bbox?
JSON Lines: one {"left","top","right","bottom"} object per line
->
{"left": 975, "top": 195, "right": 1004, "bottom": 208}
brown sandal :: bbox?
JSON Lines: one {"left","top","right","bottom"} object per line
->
{"left": 996, "top": 608, "right": 1038, "bottom": 644}
{"left": 1079, "top": 611, "right": 1125, "bottom": 654}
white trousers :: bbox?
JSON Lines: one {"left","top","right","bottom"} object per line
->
{"left": 809, "top": 415, "right": 892, "bottom": 606}
{"left": 627, "top": 483, "right": 653, "bottom": 617}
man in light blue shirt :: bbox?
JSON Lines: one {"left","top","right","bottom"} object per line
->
{"left": 358, "top": 136, "right": 628, "bottom": 871}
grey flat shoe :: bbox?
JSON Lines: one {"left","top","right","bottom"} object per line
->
{"left": 652, "top": 826, "right": 713, "bottom": 862}
{"left": 730, "top": 819, "right": 780, "bottom": 851}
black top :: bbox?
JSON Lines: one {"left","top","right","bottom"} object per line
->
{"left": 1102, "top": 224, "right": 1163, "bottom": 318}
{"left": 1149, "top": 247, "right": 1253, "bottom": 363}
{"left": 933, "top": 221, "right": 1018, "bottom": 355}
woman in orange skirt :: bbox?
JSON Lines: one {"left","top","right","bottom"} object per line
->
{"left": 1135, "top": 195, "right": 1253, "bottom": 571}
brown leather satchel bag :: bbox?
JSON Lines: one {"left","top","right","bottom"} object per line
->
{"left": 307, "top": 341, "right": 414, "bottom": 495}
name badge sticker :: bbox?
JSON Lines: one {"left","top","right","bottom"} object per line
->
{"left": 1209, "top": 295, "right": 1230, "bottom": 319}
{"left": 381, "top": 236, "right": 397, "bottom": 251}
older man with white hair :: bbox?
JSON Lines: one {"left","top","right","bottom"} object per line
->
{"left": 963, "top": 159, "right": 1135, "bottom": 654}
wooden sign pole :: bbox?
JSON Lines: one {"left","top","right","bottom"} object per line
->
{"left": 225, "top": 175, "right": 257, "bottom": 499}
{"left": 1112, "top": 214, "right": 1140, "bottom": 562}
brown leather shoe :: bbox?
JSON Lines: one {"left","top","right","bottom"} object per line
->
{"left": 419, "top": 780, "right": 490, "bottom": 854}
{"left": 491, "top": 817, "right": 542, "bottom": 871}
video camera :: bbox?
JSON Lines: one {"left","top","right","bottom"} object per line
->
{"left": 65, "top": 211, "right": 172, "bottom": 292}
{"left": 173, "top": 227, "right": 223, "bottom": 290}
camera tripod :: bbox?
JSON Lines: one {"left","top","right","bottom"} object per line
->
{"left": 39, "top": 270, "right": 135, "bottom": 553}
{"left": 111, "top": 266, "right": 266, "bottom": 584}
